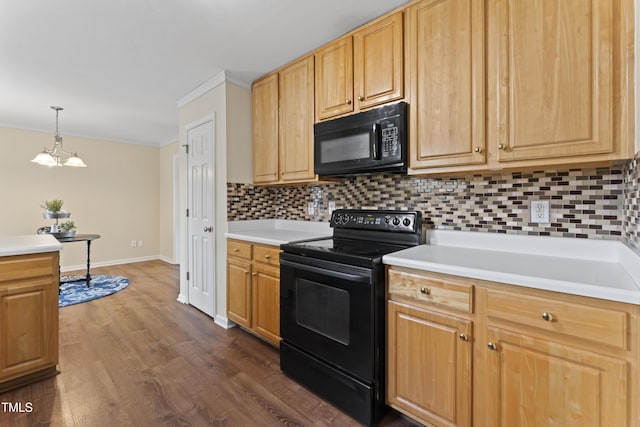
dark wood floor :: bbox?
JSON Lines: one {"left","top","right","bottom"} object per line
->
{"left": 0, "top": 260, "right": 419, "bottom": 427}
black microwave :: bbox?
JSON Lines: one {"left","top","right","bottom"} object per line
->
{"left": 314, "top": 102, "right": 408, "bottom": 176}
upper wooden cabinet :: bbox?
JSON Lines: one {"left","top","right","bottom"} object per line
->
{"left": 488, "top": 0, "right": 623, "bottom": 163}
{"left": 252, "top": 56, "right": 317, "bottom": 184}
{"left": 279, "top": 56, "right": 316, "bottom": 182}
{"left": 252, "top": 74, "right": 279, "bottom": 184}
{"left": 407, "top": 0, "right": 486, "bottom": 170}
{"left": 315, "top": 12, "right": 404, "bottom": 121}
{"left": 409, "top": 0, "right": 633, "bottom": 174}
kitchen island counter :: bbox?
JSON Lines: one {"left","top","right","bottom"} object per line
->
{"left": 383, "top": 230, "right": 640, "bottom": 304}
{"left": 0, "top": 234, "right": 62, "bottom": 257}
{"left": 225, "top": 219, "right": 331, "bottom": 246}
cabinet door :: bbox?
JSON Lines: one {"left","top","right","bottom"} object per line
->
{"left": 315, "top": 37, "right": 354, "bottom": 120}
{"left": 0, "top": 281, "right": 58, "bottom": 381}
{"left": 387, "top": 301, "right": 472, "bottom": 427}
{"left": 279, "top": 56, "right": 316, "bottom": 182}
{"left": 486, "top": 326, "right": 628, "bottom": 427}
{"left": 226, "top": 257, "right": 252, "bottom": 328}
{"left": 353, "top": 12, "right": 404, "bottom": 111}
{"left": 252, "top": 74, "right": 279, "bottom": 183}
{"left": 252, "top": 263, "right": 280, "bottom": 346}
{"left": 408, "top": 0, "right": 486, "bottom": 170}
{"left": 490, "top": 0, "right": 613, "bottom": 162}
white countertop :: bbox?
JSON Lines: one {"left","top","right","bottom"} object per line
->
{"left": 225, "top": 219, "right": 331, "bottom": 246}
{"left": 0, "top": 234, "right": 63, "bottom": 257}
{"left": 383, "top": 230, "right": 640, "bottom": 305}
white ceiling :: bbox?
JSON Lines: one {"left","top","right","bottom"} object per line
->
{"left": 0, "top": 0, "right": 408, "bottom": 147}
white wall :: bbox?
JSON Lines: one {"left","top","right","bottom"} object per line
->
{"left": 0, "top": 127, "right": 160, "bottom": 269}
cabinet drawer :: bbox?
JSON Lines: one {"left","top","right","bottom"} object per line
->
{"left": 253, "top": 245, "right": 280, "bottom": 267}
{"left": 227, "top": 240, "right": 252, "bottom": 260}
{"left": 388, "top": 268, "right": 473, "bottom": 313}
{"left": 0, "top": 253, "right": 57, "bottom": 284}
{"left": 486, "top": 289, "right": 628, "bottom": 350}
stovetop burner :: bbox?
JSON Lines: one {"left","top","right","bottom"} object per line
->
{"left": 281, "top": 209, "right": 423, "bottom": 267}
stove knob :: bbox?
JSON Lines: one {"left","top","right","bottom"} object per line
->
{"left": 403, "top": 218, "right": 411, "bottom": 227}
{"left": 392, "top": 217, "right": 401, "bottom": 226}
{"left": 384, "top": 216, "right": 391, "bottom": 224}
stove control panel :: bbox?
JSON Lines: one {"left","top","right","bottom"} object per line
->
{"left": 330, "top": 209, "right": 421, "bottom": 233}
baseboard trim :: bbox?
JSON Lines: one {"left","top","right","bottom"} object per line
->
{"left": 176, "top": 293, "right": 188, "bottom": 304}
{"left": 60, "top": 255, "right": 172, "bottom": 273}
{"left": 214, "top": 315, "right": 235, "bottom": 329}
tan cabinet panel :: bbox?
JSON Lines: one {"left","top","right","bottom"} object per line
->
{"left": 491, "top": 0, "right": 614, "bottom": 161}
{"left": 315, "top": 37, "right": 354, "bottom": 120}
{"left": 279, "top": 56, "right": 316, "bottom": 182}
{"left": 226, "top": 257, "right": 252, "bottom": 328}
{"left": 408, "top": 0, "right": 486, "bottom": 170}
{"left": 252, "top": 74, "right": 279, "bottom": 183}
{"left": 252, "top": 263, "right": 280, "bottom": 345}
{"left": 354, "top": 12, "right": 404, "bottom": 110}
{"left": 387, "top": 300, "right": 472, "bottom": 427}
{"left": 485, "top": 326, "right": 628, "bottom": 427}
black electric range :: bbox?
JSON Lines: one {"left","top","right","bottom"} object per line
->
{"left": 279, "top": 209, "right": 423, "bottom": 426}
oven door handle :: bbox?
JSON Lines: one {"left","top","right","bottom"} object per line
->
{"left": 280, "top": 259, "right": 372, "bottom": 283}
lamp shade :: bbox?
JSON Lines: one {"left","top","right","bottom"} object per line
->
{"left": 64, "top": 155, "right": 87, "bottom": 167}
{"left": 31, "top": 151, "right": 56, "bottom": 166}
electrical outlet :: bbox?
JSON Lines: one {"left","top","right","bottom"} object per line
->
{"left": 307, "top": 202, "right": 315, "bottom": 216}
{"left": 131, "top": 240, "right": 137, "bottom": 248}
{"left": 530, "top": 200, "right": 550, "bottom": 224}
{"left": 328, "top": 201, "right": 336, "bottom": 214}
{"left": 137, "top": 240, "right": 144, "bottom": 247}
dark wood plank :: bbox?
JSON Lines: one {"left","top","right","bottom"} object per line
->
{"left": 0, "top": 260, "right": 419, "bottom": 427}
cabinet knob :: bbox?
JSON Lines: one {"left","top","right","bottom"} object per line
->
{"left": 345, "top": 99, "right": 352, "bottom": 105}
{"left": 244, "top": 270, "right": 249, "bottom": 275}
{"left": 233, "top": 248, "right": 239, "bottom": 252}
{"left": 358, "top": 96, "right": 364, "bottom": 101}
{"left": 488, "top": 342, "right": 497, "bottom": 351}
{"left": 251, "top": 272, "right": 257, "bottom": 277}
{"left": 542, "top": 312, "right": 554, "bottom": 322}
{"left": 459, "top": 333, "right": 468, "bottom": 341}
{"left": 498, "top": 144, "right": 506, "bottom": 150}
{"left": 264, "top": 255, "right": 271, "bottom": 259}
{"left": 420, "top": 287, "right": 430, "bottom": 295}
{"left": 474, "top": 147, "right": 482, "bottom": 153}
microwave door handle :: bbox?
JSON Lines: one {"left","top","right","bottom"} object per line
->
{"left": 372, "top": 123, "right": 381, "bottom": 159}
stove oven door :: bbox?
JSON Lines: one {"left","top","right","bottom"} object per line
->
{"left": 280, "top": 253, "right": 375, "bottom": 382}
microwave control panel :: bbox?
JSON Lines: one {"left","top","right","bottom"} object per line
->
{"left": 380, "top": 118, "right": 401, "bottom": 159}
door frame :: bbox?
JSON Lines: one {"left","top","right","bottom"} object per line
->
{"left": 178, "top": 114, "right": 216, "bottom": 314}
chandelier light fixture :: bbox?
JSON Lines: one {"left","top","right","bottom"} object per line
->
{"left": 31, "top": 106, "right": 87, "bottom": 167}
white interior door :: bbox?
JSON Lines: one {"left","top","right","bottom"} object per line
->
{"left": 186, "top": 119, "right": 215, "bottom": 317}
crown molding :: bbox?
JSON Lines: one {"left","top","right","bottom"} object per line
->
{"left": 176, "top": 70, "right": 251, "bottom": 108}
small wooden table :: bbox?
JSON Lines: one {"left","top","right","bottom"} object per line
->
{"left": 57, "top": 234, "right": 100, "bottom": 286}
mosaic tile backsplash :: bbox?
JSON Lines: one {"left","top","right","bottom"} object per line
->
{"left": 228, "top": 155, "right": 640, "bottom": 250}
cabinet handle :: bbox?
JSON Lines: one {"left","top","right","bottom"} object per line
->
{"left": 264, "top": 255, "right": 271, "bottom": 259}
{"left": 345, "top": 99, "right": 352, "bottom": 105}
{"left": 420, "top": 287, "right": 430, "bottom": 295}
{"left": 244, "top": 270, "right": 249, "bottom": 275}
{"left": 474, "top": 147, "right": 482, "bottom": 153}
{"left": 251, "top": 272, "right": 257, "bottom": 277}
{"left": 358, "top": 96, "right": 364, "bottom": 101}
{"left": 542, "top": 312, "right": 554, "bottom": 322}
{"left": 498, "top": 144, "right": 506, "bottom": 150}
{"left": 459, "top": 333, "right": 468, "bottom": 341}
{"left": 233, "top": 248, "right": 239, "bottom": 252}
{"left": 488, "top": 342, "right": 497, "bottom": 351}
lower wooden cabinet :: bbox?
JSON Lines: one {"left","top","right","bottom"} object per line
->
{"left": 386, "top": 266, "right": 640, "bottom": 427}
{"left": 0, "top": 252, "right": 59, "bottom": 391}
{"left": 387, "top": 300, "right": 472, "bottom": 427}
{"left": 226, "top": 240, "right": 281, "bottom": 346}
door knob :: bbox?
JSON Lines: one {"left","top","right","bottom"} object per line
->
{"left": 203, "top": 226, "right": 213, "bottom": 232}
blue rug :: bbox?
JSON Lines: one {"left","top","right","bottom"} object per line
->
{"left": 59, "top": 275, "right": 129, "bottom": 307}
